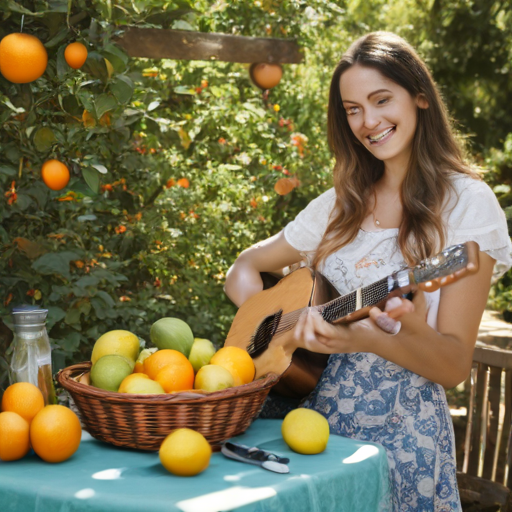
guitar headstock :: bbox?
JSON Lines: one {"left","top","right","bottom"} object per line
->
{"left": 413, "top": 241, "right": 479, "bottom": 292}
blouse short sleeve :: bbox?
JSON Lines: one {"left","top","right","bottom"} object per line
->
{"left": 283, "top": 188, "right": 336, "bottom": 253}
{"left": 445, "top": 174, "right": 512, "bottom": 279}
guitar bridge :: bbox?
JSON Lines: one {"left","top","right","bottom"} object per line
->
{"left": 247, "top": 309, "right": 283, "bottom": 358}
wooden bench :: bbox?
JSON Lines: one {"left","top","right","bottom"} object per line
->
{"left": 457, "top": 340, "right": 512, "bottom": 510}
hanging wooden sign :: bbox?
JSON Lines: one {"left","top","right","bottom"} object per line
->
{"left": 116, "top": 27, "right": 303, "bottom": 64}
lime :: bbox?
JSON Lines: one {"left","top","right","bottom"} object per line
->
{"left": 90, "top": 354, "right": 134, "bottom": 392}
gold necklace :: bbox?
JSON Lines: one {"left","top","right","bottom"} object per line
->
{"left": 372, "top": 190, "right": 401, "bottom": 228}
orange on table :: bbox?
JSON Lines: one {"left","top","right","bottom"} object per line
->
{"left": 41, "top": 159, "right": 70, "bottom": 191}
{"left": 1, "top": 382, "right": 44, "bottom": 423}
{"left": 0, "top": 33, "right": 48, "bottom": 83}
{"left": 118, "top": 372, "right": 149, "bottom": 393}
{"left": 30, "top": 405, "right": 82, "bottom": 463}
{"left": 154, "top": 360, "right": 195, "bottom": 393}
{"left": 64, "top": 42, "right": 88, "bottom": 69}
{"left": 0, "top": 411, "right": 30, "bottom": 461}
{"left": 143, "top": 349, "right": 189, "bottom": 380}
{"left": 210, "top": 346, "right": 255, "bottom": 386}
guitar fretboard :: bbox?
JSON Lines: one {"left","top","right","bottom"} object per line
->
{"left": 321, "top": 276, "right": 391, "bottom": 323}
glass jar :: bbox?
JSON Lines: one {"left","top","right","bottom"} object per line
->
{"left": 9, "top": 307, "right": 56, "bottom": 405}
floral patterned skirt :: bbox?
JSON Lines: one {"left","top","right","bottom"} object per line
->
{"left": 302, "top": 353, "right": 462, "bottom": 512}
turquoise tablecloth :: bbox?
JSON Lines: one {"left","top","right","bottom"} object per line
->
{"left": 0, "top": 419, "right": 391, "bottom": 512}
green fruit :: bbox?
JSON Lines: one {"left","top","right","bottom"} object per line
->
{"left": 150, "top": 318, "right": 194, "bottom": 357}
{"left": 194, "top": 365, "right": 234, "bottom": 392}
{"left": 90, "top": 354, "right": 134, "bottom": 392}
{"left": 91, "top": 330, "right": 140, "bottom": 365}
{"left": 188, "top": 338, "right": 216, "bottom": 373}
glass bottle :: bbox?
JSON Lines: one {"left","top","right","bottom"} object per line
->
{"left": 9, "top": 306, "right": 56, "bottom": 405}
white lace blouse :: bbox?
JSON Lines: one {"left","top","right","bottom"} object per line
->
{"left": 283, "top": 173, "right": 512, "bottom": 330}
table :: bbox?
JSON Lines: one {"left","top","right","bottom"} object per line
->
{"left": 0, "top": 419, "right": 391, "bottom": 512}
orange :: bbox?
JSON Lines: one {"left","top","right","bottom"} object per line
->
{"left": 30, "top": 405, "right": 81, "bottom": 463}
{"left": 64, "top": 42, "right": 88, "bottom": 70}
{"left": 250, "top": 63, "right": 283, "bottom": 90}
{"left": 82, "top": 109, "right": 96, "bottom": 128}
{"left": 1, "top": 382, "right": 45, "bottom": 423}
{"left": 0, "top": 411, "right": 30, "bottom": 461}
{"left": 0, "top": 33, "right": 48, "bottom": 83}
{"left": 210, "top": 346, "right": 255, "bottom": 386}
{"left": 144, "top": 349, "right": 190, "bottom": 380}
{"left": 41, "top": 159, "right": 70, "bottom": 191}
{"left": 159, "top": 428, "right": 211, "bottom": 476}
{"left": 155, "top": 361, "right": 194, "bottom": 393}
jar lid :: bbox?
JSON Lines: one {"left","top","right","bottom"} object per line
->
{"left": 12, "top": 306, "right": 48, "bottom": 327}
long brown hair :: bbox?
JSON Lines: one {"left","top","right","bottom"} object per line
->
{"left": 313, "top": 31, "right": 479, "bottom": 267}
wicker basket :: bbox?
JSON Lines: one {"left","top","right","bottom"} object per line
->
{"left": 57, "top": 362, "right": 279, "bottom": 451}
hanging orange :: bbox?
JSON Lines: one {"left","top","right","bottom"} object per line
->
{"left": 274, "top": 177, "right": 295, "bottom": 196}
{"left": 250, "top": 63, "right": 283, "bottom": 90}
{"left": 64, "top": 42, "right": 88, "bottom": 70}
{"left": 41, "top": 159, "right": 70, "bottom": 191}
{"left": 0, "top": 33, "right": 48, "bottom": 83}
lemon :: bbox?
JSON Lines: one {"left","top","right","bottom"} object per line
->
{"left": 194, "top": 364, "right": 234, "bottom": 392}
{"left": 281, "top": 408, "right": 330, "bottom": 454}
{"left": 91, "top": 330, "right": 140, "bottom": 365}
{"left": 118, "top": 374, "right": 165, "bottom": 394}
{"left": 90, "top": 354, "right": 134, "bottom": 392}
{"left": 159, "top": 428, "right": 211, "bottom": 476}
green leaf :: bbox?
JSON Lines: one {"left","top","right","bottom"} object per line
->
{"left": 15, "top": 194, "right": 32, "bottom": 210}
{"left": 32, "top": 251, "right": 81, "bottom": 279}
{"left": 172, "top": 20, "right": 194, "bottom": 31}
{"left": 77, "top": 214, "right": 97, "bottom": 222}
{"left": 33, "top": 127, "right": 56, "bottom": 152}
{"left": 174, "top": 86, "right": 196, "bottom": 95}
{"left": 4, "top": 0, "right": 43, "bottom": 15}
{"left": 82, "top": 167, "right": 100, "bottom": 194}
{"left": 91, "top": 164, "right": 108, "bottom": 174}
{"left": 95, "top": 94, "right": 117, "bottom": 119}
{"left": 82, "top": 52, "right": 109, "bottom": 82}
{"left": 44, "top": 27, "right": 69, "bottom": 48}
{"left": 110, "top": 75, "right": 134, "bottom": 104}
{"left": 0, "top": 166, "right": 16, "bottom": 177}
{"left": 102, "top": 43, "right": 129, "bottom": 72}
{"left": 56, "top": 45, "right": 69, "bottom": 77}
{"left": 46, "top": 306, "right": 66, "bottom": 330}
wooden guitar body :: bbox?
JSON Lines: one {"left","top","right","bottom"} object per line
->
{"left": 225, "top": 267, "right": 337, "bottom": 399}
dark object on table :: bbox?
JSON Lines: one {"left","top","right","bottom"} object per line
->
{"left": 221, "top": 441, "right": 290, "bottom": 473}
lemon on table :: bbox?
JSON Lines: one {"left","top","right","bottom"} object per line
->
{"left": 90, "top": 354, "right": 134, "bottom": 392}
{"left": 281, "top": 408, "right": 330, "bottom": 454}
{"left": 91, "top": 330, "right": 140, "bottom": 365}
{"left": 159, "top": 428, "right": 211, "bottom": 476}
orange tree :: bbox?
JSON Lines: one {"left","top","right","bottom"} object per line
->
{"left": 0, "top": 0, "right": 342, "bottom": 389}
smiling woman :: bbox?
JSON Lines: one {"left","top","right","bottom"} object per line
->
{"left": 224, "top": 31, "right": 512, "bottom": 512}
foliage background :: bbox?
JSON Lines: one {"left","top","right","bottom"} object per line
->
{"left": 1, "top": 0, "right": 512, "bottom": 394}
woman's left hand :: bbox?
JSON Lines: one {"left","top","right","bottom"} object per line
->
{"left": 294, "top": 295, "right": 416, "bottom": 354}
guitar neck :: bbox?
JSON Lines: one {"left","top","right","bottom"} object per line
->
{"left": 320, "top": 275, "right": 400, "bottom": 324}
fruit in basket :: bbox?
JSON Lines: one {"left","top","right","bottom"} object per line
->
{"left": 159, "top": 428, "right": 212, "bottom": 476}
{"left": 155, "top": 360, "right": 195, "bottom": 393}
{"left": 0, "top": 411, "right": 30, "bottom": 461}
{"left": 281, "top": 408, "right": 330, "bottom": 455}
{"left": 91, "top": 354, "right": 134, "bottom": 392}
{"left": 210, "top": 346, "right": 255, "bottom": 386}
{"left": 188, "top": 338, "right": 216, "bottom": 373}
{"left": 134, "top": 347, "right": 158, "bottom": 373}
{"left": 91, "top": 330, "right": 140, "bottom": 365}
{"left": 118, "top": 373, "right": 165, "bottom": 394}
{"left": 144, "top": 349, "right": 187, "bottom": 379}
{"left": 1, "top": 382, "right": 45, "bottom": 423}
{"left": 194, "top": 364, "right": 234, "bottom": 392}
{"left": 150, "top": 317, "right": 194, "bottom": 357}
{"left": 30, "top": 405, "right": 81, "bottom": 463}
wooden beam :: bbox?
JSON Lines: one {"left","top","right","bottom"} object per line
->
{"left": 115, "top": 27, "right": 303, "bottom": 64}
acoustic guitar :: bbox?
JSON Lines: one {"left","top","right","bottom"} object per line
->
{"left": 225, "top": 241, "right": 479, "bottom": 399}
